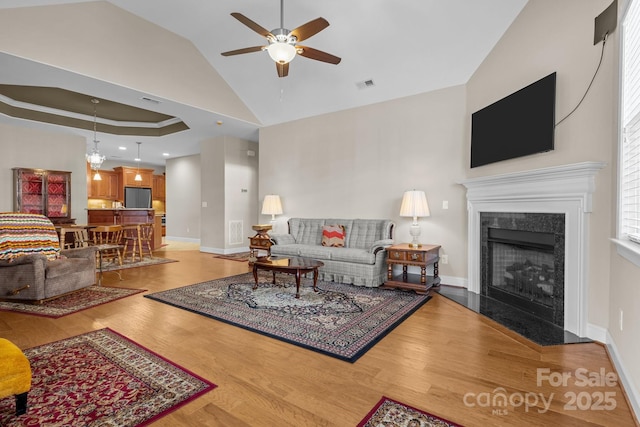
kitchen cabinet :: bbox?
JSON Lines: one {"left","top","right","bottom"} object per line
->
{"left": 114, "top": 166, "right": 154, "bottom": 188}
{"left": 152, "top": 174, "right": 165, "bottom": 200}
{"left": 13, "top": 168, "right": 74, "bottom": 224}
{"left": 87, "top": 166, "right": 119, "bottom": 200}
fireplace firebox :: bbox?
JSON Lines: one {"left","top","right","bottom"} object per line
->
{"left": 481, "top": 212, "right": 565, "bottom": 327}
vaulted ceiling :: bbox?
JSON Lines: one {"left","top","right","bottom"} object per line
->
{"left": 0, "top": 0, "right": 528, "bottom": 165}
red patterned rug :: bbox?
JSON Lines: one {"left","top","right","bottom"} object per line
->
{"left": 358, "top": 396, "right": 462, "bottom": 427}
{"left": 0, "top": 328, "right": 216, "bottom": 426}
{"left": 0, "top": 286, "right": 145, "bottom": 318}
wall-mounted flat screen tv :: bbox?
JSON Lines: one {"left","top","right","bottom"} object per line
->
{"left": 470, "top": 72, "right": 556, "bottom": 168}
{"left": 124, "top": 187, "right": 152, "bottom": 209}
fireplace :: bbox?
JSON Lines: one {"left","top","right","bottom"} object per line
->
{"left": 460, "top": 162, "right": 606, "bottom": 337}
{"left": 481, "top": 212, "right": 565, "bottom": 327}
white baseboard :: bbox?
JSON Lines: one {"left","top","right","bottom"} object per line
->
{"left": 200, "top": 246, "right": 250, "bottom": 255}
{"left": 164, "top": 236, "right": 200, "bottom": 244}
{"left": 606, "top": 331, "right": 640, "bottom": 422}
{"left": 439, "top": 275, "right": 468, "bottom": 288}
{"left": 586, "top": 322, "right": 608, "bottom": 343}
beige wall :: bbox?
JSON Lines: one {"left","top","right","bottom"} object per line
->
{"left": 259, "top": 85, "right": 469, "bottom": 283}
{"left": 165, "top": 155, "right": 201, "bottom": 241}
{"left": 466, "top": 0, "right": 616, "bottom": 329}
{"left": 199, "top": 136, "right": 259, "bottom": 253}
{"left": 0, "top": 123, "right": 88, "bottom": 223}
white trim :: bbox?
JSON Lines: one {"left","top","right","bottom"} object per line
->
{"left": 164, "top": 236, "right": 200, "bottom": 244}
{"left": 460, "top": 162, "right": 606, "bottom": 337}
{"left": 612, "top": 238, "right": 640, "bottom": 267}
{"left": 606, "top": 331, "right": 640, "bottom": 422}
{"left": 439, "top": 275, "right": 468, "bottom": 288}
{"left": 200, "top": 246, "right": 250, "bottom": 255}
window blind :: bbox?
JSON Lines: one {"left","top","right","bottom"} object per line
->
{"left": 622, "top": 0, "right": 640, "bottom": 244}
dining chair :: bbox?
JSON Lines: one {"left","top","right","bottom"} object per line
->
{"left": 90, "top": 225, "right": 124, "bottom": 284}
{"left": 59, "top": 227, "right": 91, "bottom": 249}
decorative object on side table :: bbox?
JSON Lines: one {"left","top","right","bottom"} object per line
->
{"left": 382, "top": 243, "right": 441, "bottom": 294}
{"left": 399, "top": 190, "right": 430, "bottom": 248}
{"left": 248, "top": 224, "right": 273, "bottom": 264}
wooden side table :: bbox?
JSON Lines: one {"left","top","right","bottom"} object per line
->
{"left": 248, "top": 224, "right": 273, "bottom": 264}
{"left": 382, "top": 243, "right": 441, "bottom": 294}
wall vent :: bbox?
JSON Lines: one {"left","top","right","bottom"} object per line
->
{"left": 229, "top": 220, "right": 243, "bottom": 245}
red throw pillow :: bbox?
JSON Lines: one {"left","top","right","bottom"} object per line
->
{"left": 321, "top": 225, "right": 346, "bottom": 247}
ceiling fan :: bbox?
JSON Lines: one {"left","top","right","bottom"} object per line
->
{"left": 221, "top": 0, "right": 341, "bottom": 78}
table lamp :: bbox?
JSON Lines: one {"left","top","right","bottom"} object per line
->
{"left": 399, "top": 190, "right": 430, "bottom": 248}
{"left": 262, "top": 195, "right": 283, "bottom": 222}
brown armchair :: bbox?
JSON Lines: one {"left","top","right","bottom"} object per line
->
{"left": 0, "top": 212, "right": 97, "bottom": 303}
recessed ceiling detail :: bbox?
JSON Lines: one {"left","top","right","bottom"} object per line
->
{"left": 0, "top": 85, "right": 189, "bottom": 137}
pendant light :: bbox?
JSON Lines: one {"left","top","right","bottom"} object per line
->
{"left": 134, "top": 142, "right": 143, "bottom": 181}
{"left": 86, "top": 98, "right": 106, "bottom": 180}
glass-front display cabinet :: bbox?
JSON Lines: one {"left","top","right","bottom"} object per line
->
{"left": 13, "top": 168, "right": 73, "bottom": 224}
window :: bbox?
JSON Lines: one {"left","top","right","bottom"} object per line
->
{"left": 619, "top": 0, "right": 640, "bottom": 262}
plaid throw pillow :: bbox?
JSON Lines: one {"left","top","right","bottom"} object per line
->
{"left": 321, "top": 224, "right": 346, "bottom": 247}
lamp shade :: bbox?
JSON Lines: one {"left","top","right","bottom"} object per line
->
{"left": 267, "top": 42, "right": 296, "bottom": 64}
{"left": 399, "top": 190, "right": 430, "bottom": 219}
{"left": 262, "top": 195, "right": 283, "bottom": 217}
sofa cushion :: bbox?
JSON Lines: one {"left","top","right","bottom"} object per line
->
{"left": 321, "top": 225, "right": 346, "bottom": 247}
{"left": 330, "top": 248, "right": 376, "bottom": 264}
{"left": 0, "top": 213, "right": 60, "bottom": 261}
{"left": 46, "top": 257, "right": 94, "bottom": 279}
{"left": 269, "top": 244, "right": 300, "bottom": 257}
{"left": 347, "top": 219, "right": 392, "bottom": 250}
{"left": 296, "top": 245, "right": 334, "bottom": 260}
{"left": 289, "top": 218, "right": 325, "bottom": 246}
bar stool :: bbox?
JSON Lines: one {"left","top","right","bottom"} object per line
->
{"left": 122, "top": 224, "right": 141, "bottom": 262}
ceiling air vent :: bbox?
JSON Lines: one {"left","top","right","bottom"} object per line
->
{"left": 140, "top": 96, "right": 161, "bottom": 104}
{"left": 356, "top": 79, "right": 375, "bottom": 90}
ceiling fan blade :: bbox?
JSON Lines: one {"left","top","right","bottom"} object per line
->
{"left": 221, "top": 46, "right": 265, "bottom": 56}
{"left": 296, "top": 46, "right": 341, "bottom": 65}
{"left": 276, "top": 62, "right": 289, "bottom": 78}
{"left": 290, "top": 17, "right": 329, "bottom": 42}
{"left": 230, "top": 13, "right": 273, "bottom": 38}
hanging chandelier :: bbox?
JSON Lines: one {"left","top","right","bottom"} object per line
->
{"left": 86, "top": 98, "right": 106, "bottom": 177}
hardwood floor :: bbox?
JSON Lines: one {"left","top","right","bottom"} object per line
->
{"left": 1, "top": 248, "right": 637, "bottom": 426}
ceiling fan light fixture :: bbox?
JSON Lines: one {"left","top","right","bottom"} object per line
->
{"left": 267, "top": 42, "right": 296, "bottom": 64}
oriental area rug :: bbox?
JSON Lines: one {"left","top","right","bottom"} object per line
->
{"left": 0, "top": 286, "right": 145, "bottom": 318}
{"left": 145, "top": 272, "right": 430, "bottom": 362}
{"left": 100, "top": 256, "right": 178, "bottom": 272}
{"left": 211, "top": 252, "right": 251, "bottom": 262}
{"left": 0, "top": 328, "right": 216, "bottom": 427}
{"left": 358, "top": 396, "right": 463, "bottom": 427}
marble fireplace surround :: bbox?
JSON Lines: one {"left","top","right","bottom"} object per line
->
{"left": 460, "top": 161, "right": 606, "bottom": 337}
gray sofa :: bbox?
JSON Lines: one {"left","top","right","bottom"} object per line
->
{"left": 270, "top": 218, "right": 394, "bottom": 287}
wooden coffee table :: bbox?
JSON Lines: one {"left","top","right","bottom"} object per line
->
{"left": 252, "top": 256, "right": 324, "bottom": 298}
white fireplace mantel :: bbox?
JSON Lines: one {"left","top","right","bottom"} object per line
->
{"left": 459, "top": 161, "right": 606, "bottom": 336}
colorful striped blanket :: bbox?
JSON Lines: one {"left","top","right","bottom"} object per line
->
{"left": 0, "top": 212, "right": 60, "bottom": 261}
